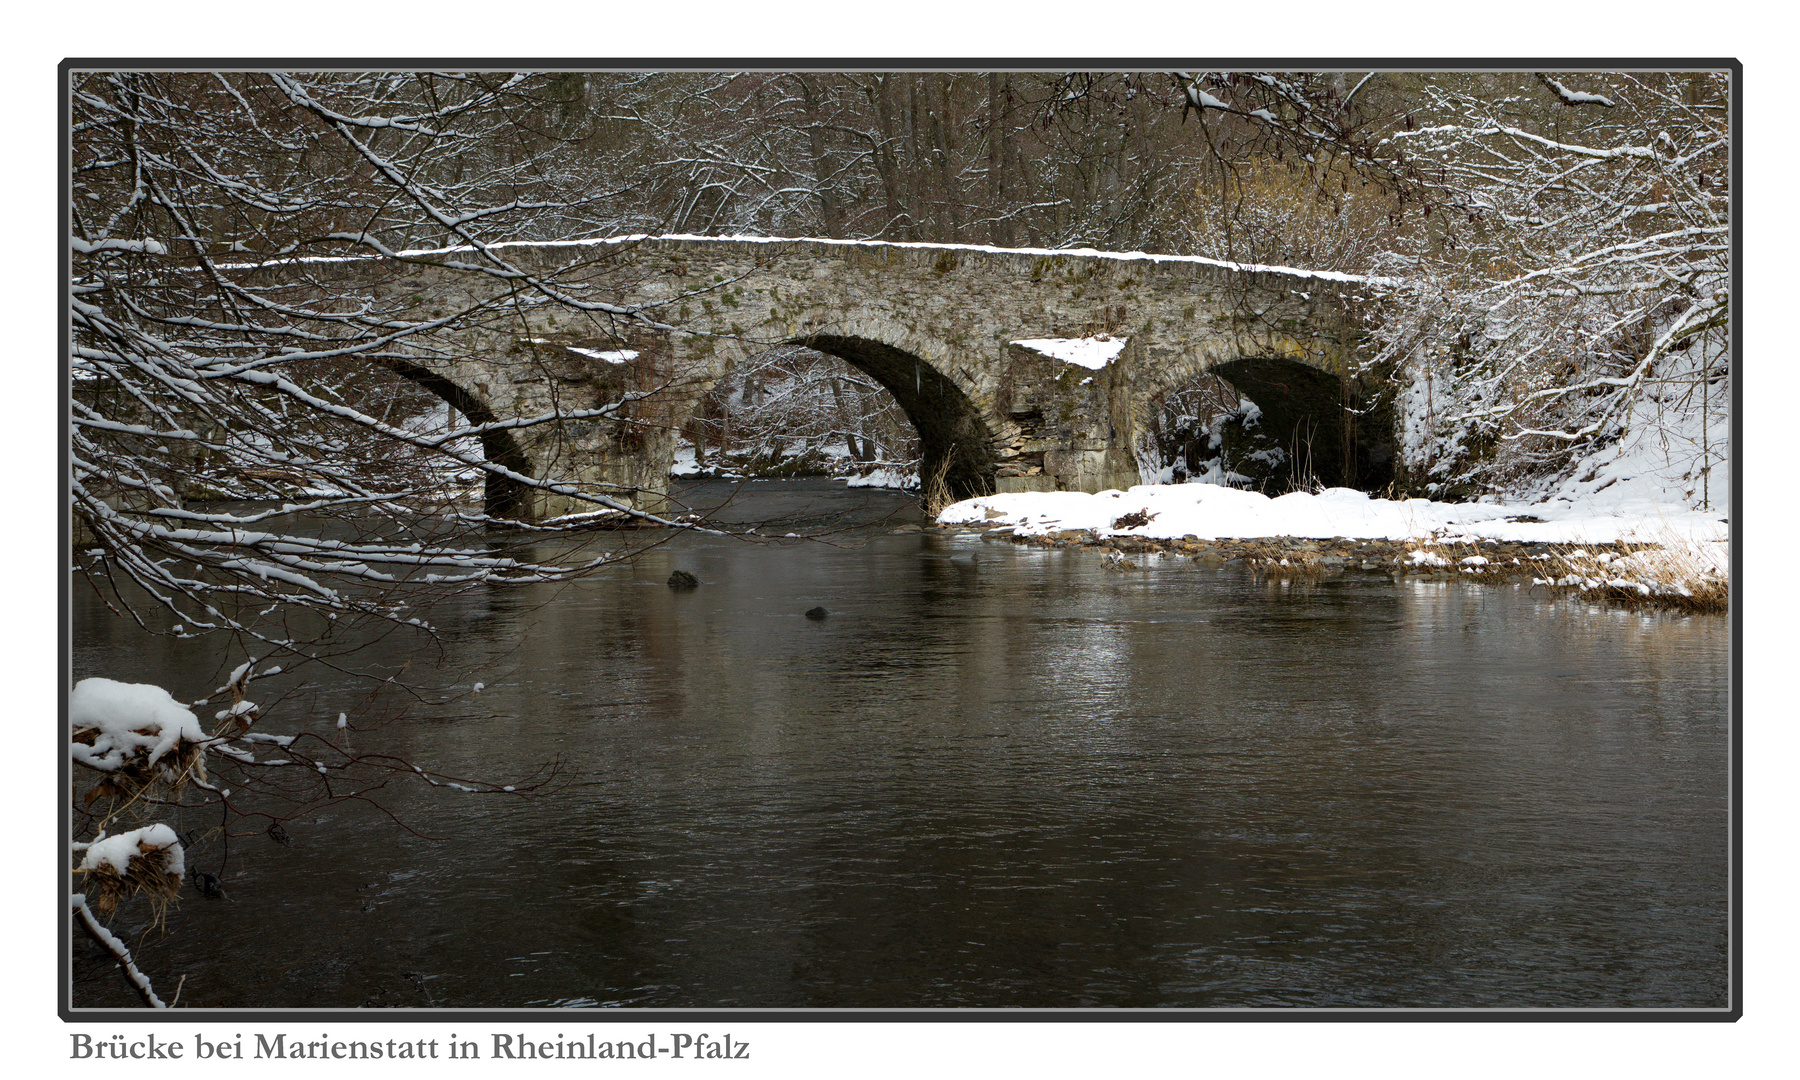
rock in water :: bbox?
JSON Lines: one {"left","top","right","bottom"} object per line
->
{"left": 805, "top": 606, "right": 828, "bottom": 620}
{"left": 667, "top": 570, "right": 699, "bottom": 589}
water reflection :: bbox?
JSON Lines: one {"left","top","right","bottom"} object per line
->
{"left": 72, "top": 481, "right": 1728, "bottom": 1009}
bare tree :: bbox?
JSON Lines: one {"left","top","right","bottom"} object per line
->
{"left": 1365, "top": 72, "right": 1730, "bottom": 495}
{"left": 70, "top": 71, "right": 709, "bottom": 653}
{"left": 1156, "top": 69, "right": 1728, "bottom": 499}
{"left": 68, "top": 69, "right": 698, "bottom": 1007}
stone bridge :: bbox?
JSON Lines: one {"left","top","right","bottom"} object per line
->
{"left": 322, "top": 236, "right": 1392, "bottom": 519}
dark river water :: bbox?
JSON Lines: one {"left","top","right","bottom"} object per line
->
{"left": 71, "top": 480, "right": 1730, "bottom": 1010}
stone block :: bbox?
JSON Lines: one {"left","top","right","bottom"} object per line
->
{"left": 996, "top": 475, "right": 1060, "bottom": 493}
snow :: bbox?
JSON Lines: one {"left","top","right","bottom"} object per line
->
{"left": 236, "top": 233, "right": 1395, "bottom": 287}
{"left": 1540, "top": 77, "right": 1617, "bottom": 108}
{"left": 79, "top": 823, "right": 184, "bottom": 879}
{"left": 214, "top": 699, "right": 257, "bottom": 720}
{"left": 671, "top": 443, "right": 740, "bottom": 478}
{"left": 1553, "top": 536, "right": 1728, "bottom": 600}
{"left": 69, "top": 678, "right": 207, "bottom": 772}
{"left": 1011, "top": 335, "right": 1127, "bottom": 370}
{"left": 69, "top": 894, "right": 167, "bottom": 1008}
{"left": 72, "top": 236, "right": 168, "bottom": 256}
{"left": 628, "top": 234, "right": 1395, "bottom": 285}
{"left": 1533, "top": 383, "right": 1730, "bottom": 518}
{"left": 842, "top": 466, "right": 918, "bottom": 490}
{"left": 937, "top": 484, "right": 1727, "bottom": 547}
{"left": 565, "top": 347, "right": 637, "bottom": 364}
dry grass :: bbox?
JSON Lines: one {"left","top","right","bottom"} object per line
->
{"left": 919, "top": 454, "right": 956, "bottom": 519}
{"left": 72, "top": 727, "right": 207, "bottom": 807}
{"left": 1540, "top": 538, "right": 1729, "bottom": 613}
{"left": 82, "top": 838, "right": 183, "bottom": 920}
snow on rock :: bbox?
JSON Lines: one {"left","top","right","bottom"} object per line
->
{"left": 69, "top": 678, "right": 207, "bottom": 773}
{"left": 670, "top": 444, "right": 741, "bottom": 478}
{"left": 842, "top": 466, "right": 919, "bottom": 490}
{"left": 618, "top": 235, "right": 1394, "bottom": 284}
{"left": 936, "top": 484, "right": 1729, "bottom": 546}
{"left": 79, "top": 823, "right": 185, "bottom": 880}
{"left": 1011, "top": 335, "right": 1127, "bottom": 370}
{"left": 565, "top": 347, "right": 637, "bottom": 364}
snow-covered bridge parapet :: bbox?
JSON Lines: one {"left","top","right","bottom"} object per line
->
{"left": 295, "top": 234, "right": 1386, "bottom": 518}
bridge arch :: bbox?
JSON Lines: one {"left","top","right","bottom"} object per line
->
{"left": 793, "top": 334, "right": 997, "bottom": 501}
{"left": 380, "top": 358, "right": 535, "bottom": 519}
{"left": 1201, "top": 355, "right": 1394, "bottom": 492}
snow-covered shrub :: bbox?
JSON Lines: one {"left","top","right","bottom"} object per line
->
{"left": 70, "top": 678, "right": 209, "bottom": 799}
{"left": 77, "top": 824, "right": 185, "bottom": 918}
{"left": 1371, "top": 73, "right": 1729, "bottom": 507}
{"left": 1138, "top": 375, "right": 1272, "bottom": 490}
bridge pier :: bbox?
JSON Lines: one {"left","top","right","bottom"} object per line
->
{"left": 989, "top": 338, "right": 1144, "bottom": 495}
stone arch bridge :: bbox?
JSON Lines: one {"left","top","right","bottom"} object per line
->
{"left": 321, "top": 236, "right": 1393, "bottom": 519}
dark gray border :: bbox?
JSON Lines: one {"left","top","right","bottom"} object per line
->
{"left": 59, "top": 58, "right": 1742, "bottom": 1023}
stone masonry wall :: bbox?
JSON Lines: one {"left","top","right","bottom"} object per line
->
{"left": 262, "top": 238, "right": 1380, "bottom": 519}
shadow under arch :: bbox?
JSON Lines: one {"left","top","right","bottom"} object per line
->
{"left": 796, "top": 334, "right": 997, "bottom": 501}
{"left": 380, "top": 358, "right": 535, "bottom": 520}
{"left": 1210, "top": 356, "right": 1395, "bottom": 492}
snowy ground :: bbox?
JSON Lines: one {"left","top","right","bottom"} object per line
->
{"left": 942, "top": 347, "right": 1728, "bottom": 587}
{"left": 1531, "top": 388, "right": 1729, "bottom": 518}
{"left": 671, "top": 444, "right": 744, "bottom": 479}
{"left": 938, "top": 484, "right": 1726, "bottom": 547}
{"left": 939, "top": 482, "right": 1728, "bottom": 607}
{"left": 938, "top": 419, "right": 1730, "bottom": 607}
{"left": 842, "top": 465, "right": 918, "bottom": 489}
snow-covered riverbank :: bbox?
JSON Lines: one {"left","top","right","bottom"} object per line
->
{"left": 937, "top": 483, "right": 1729, "bottom": 610}
{"left": 937, "top": 484, "right": 1727, "bottom": 546}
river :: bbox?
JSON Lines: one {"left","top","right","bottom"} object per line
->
{"left": 70, "top": 479, "right": 1730, "bottom": 1010}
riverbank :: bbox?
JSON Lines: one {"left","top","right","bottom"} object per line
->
{"left": 936, "top": 484, "right": 1730, "bottom": 612}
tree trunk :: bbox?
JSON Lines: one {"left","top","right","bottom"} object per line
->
{"left": 934, "top": 74, "right": 962, "bottom": 241}
{"left": 987, "top": 73, "right": 1013, "bottom": 248}
{"left": 869, "top": 75, "right": 911, "bottom": 238}
{"left": 796, "top": 75, "right": 843, "bottom": 236}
